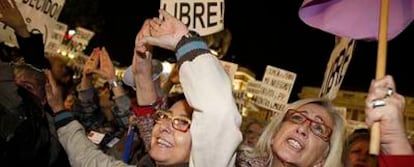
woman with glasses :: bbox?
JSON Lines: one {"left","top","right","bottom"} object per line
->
{"left": 237, "top": 98, "right": 345, "bottom": 167}
{"left": 364, "top": 75, "right": 414, "bottom": 166}
{"left": 132, "top": 9, "right": 242, "bottom": 167}
{"left": 48, "top": 9, "right": 242, "bottom": 167}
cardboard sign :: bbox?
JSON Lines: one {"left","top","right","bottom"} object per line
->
{"left": 45, "top": 22, "right": 67, "bottom": 53}
{"left": 246, "top": 66, "right": 296, "bottom": 114}
{"left": 260, "top": 65, "right": 296, "bottom": 113}
{"left": 87, "top": 130, "right": 105, "bottom": 144}
{"left": 0, "top": 0, "right": 66, "bottom": 47}
{"left": 319, "top": 37, "right": 355, "bottom": 100}
{"left": 160, "top": 0, "right": 224, "bottom": 36}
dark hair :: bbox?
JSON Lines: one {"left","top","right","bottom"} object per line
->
{"left": 347, "top": 128, "right": 370, "bottom": 144}
{"left": 0, "top": 42, "right": 21, "bottom": 62}
{"left": 165, "top": 93, "right": 186, "bottom": 109}
{"left": 342, "top": 128, "right": 371, "bottom": 166}
{"left": 243, "top": 119, "right": 265, "bottom": 134}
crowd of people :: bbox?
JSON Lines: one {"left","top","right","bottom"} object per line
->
{"left": 1, "top": 0, "right": 414, "bottom": 166}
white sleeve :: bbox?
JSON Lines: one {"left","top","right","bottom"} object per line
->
{"left": 179, "top": 54, "right": 242, "bottom": 167}
{"left": 57, "top": 120, "right": 135, "bottom": 167}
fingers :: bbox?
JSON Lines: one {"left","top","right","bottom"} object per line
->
{"left": 366, "top": 75, "right": 396, "bottom": 106}
{"left": 3, "top": 0, "right": 11, "bottom": 8}
{"left": 99, "top": 47, "right": 112, "bottom": 69}
{"left": 45, "top": 69, "right": 58, "bottom": 102}
{"left": 159, "top": 9, "right": 173, "bottom": 20}
{"left": 0, "top": 0, "right": 6, "bottom": 10}
{"left": 100, "top": 47, "right": 110, "bottom": 61}
{"left": 89, "top": 69, "right": 108, "bottom": 79}
{"left": 45, "top": 69, "right": 57, "bottom": 89}
{"left": 145, "top": 51, "right": 152, "bottom": 60}
{"left": 140, "top": 36, "right": 160, "bottom": 47}
{"left": 149, "top": 19, "right": 161, "bottom": 35}
{"left": 84, "top": 47, "right": 101, "bottom": 73}
{"left": 132, "top": 54, "right": 137, "bottom": 74}
{"left": 153, "top": 17, "right": 162, "bottom": 25}
{"left": 365, "top": 75, "right": 403, "bottom": 126}
{"left": 135, "top": 19, "right": 153, "bottom": 54}
{"left": 10, "top": 0, "right": 17, "bottom": 9}
{"left": 136, "top": 19, "right": 151, "bottom": 43}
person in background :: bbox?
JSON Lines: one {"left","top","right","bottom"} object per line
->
{"left": 0, "top": 0, "right": 70, "bottom": 166}
{"left": 342, "top": 128, "right": 376, "bottom": 167}
{"left": 240, "top": 119, "right": 265, "bottom": 149}
{"left": 364, "top": 75, "right": 414, "bottom": 166}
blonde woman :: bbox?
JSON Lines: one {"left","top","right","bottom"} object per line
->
{"left": 238, "top": 98, "right": 345, "bottom": 167}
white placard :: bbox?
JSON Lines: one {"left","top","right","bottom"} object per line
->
{"left": 87, "top": 130, "right": 105, "bottom": 144}
{"left": 252, "top": 83, "right": 288, "bottom": 113}
{"left": 246, "top": 80, "right": 262, "bottom": 96}
{"left": 261, "top": 65, "right": 296, "bottom": 107}
{"left": 160, "top": 0, "right": 224, "bottom": 36}
{"left": 246, "top": 78, "right": 294, "bottom": 114}
{"left": 0, "top": 0, "right": 66, "bottom": 47}
{"left": 71, "top": 27, "right": 95, "bottom": 46}
{"left": 319, "top": 37, "right": 355, "bottom": 100}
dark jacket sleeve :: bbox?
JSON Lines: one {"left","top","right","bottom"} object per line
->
{"left": 16, "top": 33, "right": 50, "bottom": 69}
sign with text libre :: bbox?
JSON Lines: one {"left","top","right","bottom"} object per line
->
{"left": 0, "top": 0, "right": 66, "bottom": 47}
{"left": 160, "top": 0, "right": 224, "bottom": 36}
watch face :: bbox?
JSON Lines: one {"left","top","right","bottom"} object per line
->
{"left": 185, "top": 31, "right": 199, "bottom": 38}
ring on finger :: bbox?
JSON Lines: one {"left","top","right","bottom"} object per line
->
{"left": 386, "top": 87, "right": 394, "bottom": 98}
{"left": 370, "top": 99, "right": 386, "bottom": 108}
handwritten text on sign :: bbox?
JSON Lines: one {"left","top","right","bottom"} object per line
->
{"left": 161, "top": 0, "right": 224, "bottom": 36}
{"left": 246, "top": 80, "right": 287, "bottom": 113}
{"left": 262, "top": 65, "right": 296, "bottom": 103}
{"left": 246, "top": 65, "right": 296, "bottom": 114}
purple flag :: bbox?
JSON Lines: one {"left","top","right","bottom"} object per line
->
{"left": 299, "top": 0, "right": 414, "bottom": 40}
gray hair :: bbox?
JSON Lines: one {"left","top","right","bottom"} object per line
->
{"left": 253, "top": 97, "right": 345, "bottom": 167}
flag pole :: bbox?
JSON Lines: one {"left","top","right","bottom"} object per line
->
{"left": 370, "top": 0, "right": 390, "bottom": 155}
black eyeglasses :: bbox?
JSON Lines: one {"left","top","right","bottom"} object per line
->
{"left": 284, "top": 109, "right": 332, "bottom": 142}
{"left": 153, "top": 110, "right": 192, "bottom": 132}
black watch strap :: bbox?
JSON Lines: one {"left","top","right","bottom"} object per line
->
{"left": 175, "top": 30, "right": 202, "bottom": 50}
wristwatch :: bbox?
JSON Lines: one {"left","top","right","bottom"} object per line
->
{"left": 176, "top": 30, "right": 201, "bottom": 50}
{"left": 108, "top": 80, "right": 123, "bottom": 90}
{"left": 184, "top": 30, "right": 200, "bottom": 38}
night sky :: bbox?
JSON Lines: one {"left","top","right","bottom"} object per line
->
{"left": 86, "top": 0, "right": 414, "bottom": 101}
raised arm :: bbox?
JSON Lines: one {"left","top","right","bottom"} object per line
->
{"left": 365, "top": 75, "right": 414, "bottom": 166}
{"left": 141, "top": 9, "right": 242, "bottom": 167}
{"left": 130, "top": 19, "right": 159, "bottom": 151}
{"left": 45, "top": 69, "right": 133, "bottom": 167}
{"left": 91, "top": 47, "right": 131, "bottom": 128}
{"left": 365, "top": 75, "right": 413, "bottom": 155}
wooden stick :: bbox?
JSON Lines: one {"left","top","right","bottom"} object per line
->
{"left": 370, "top": 0, "right": 390, "bottom": 155}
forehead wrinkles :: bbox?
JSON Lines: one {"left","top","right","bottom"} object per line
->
{"left": 297, "top": 105, "right": 331, "bottom": 124}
